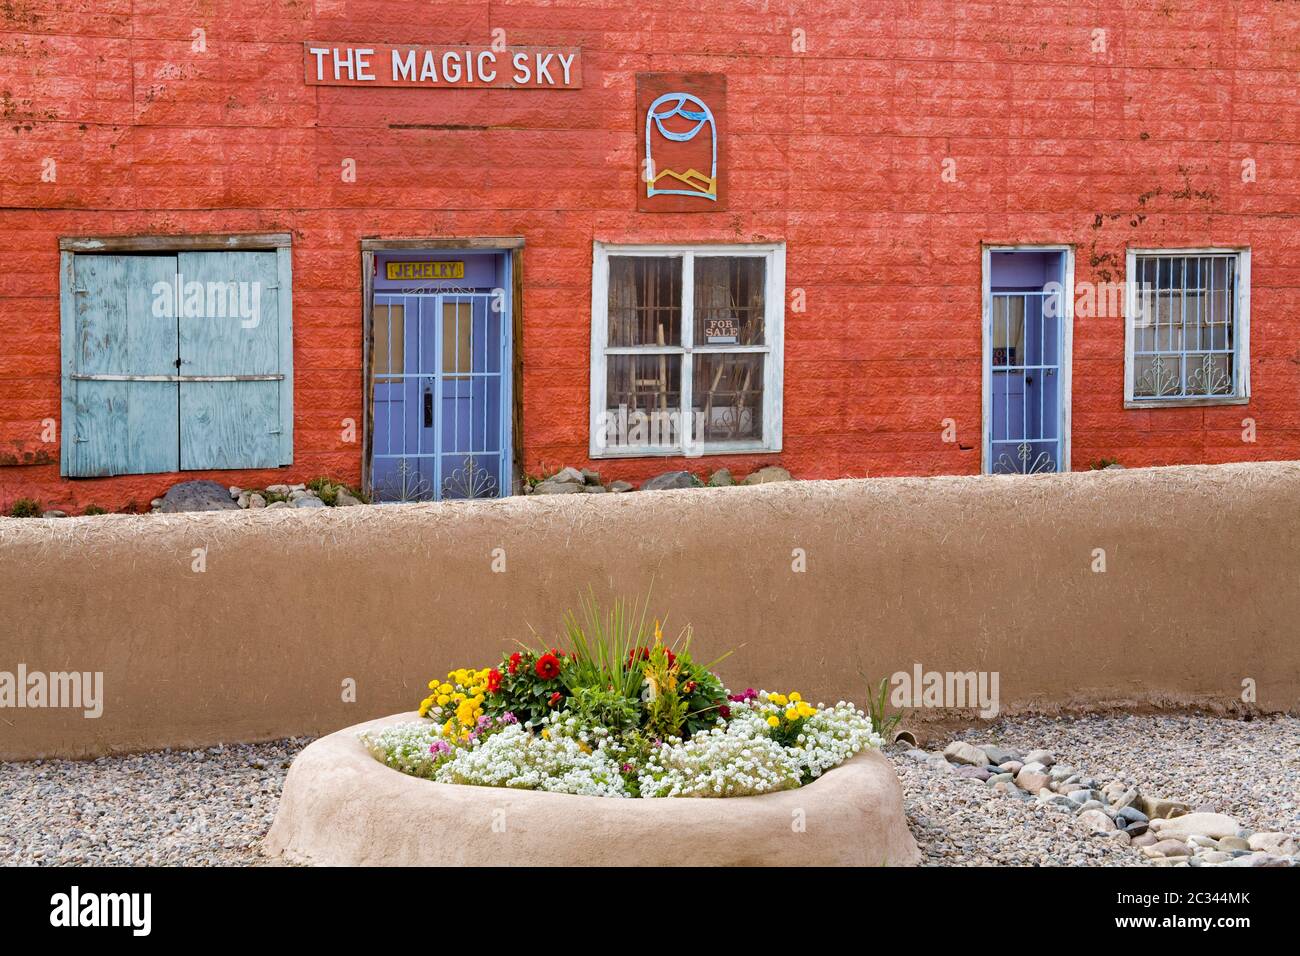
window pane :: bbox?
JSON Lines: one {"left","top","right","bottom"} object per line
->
{"left": 692, "top": 353, "right": 764, "bottom": 443}
{"left": 1132, "top": 253, "right": 1237, "bottom": 400}
{"left": 608, "top": 256, "right": 681, "bottom": 347}
{"left": 694, "top": 256, "right": 765, "bottom": 345}
{"left": 373, "top": 302, "right": 405, "bottom": 379}
{"left": 442, "top": 301, "right": 472, "bottom": 381}
{"left": 603, "top": 354, "right": 683, "bottom": 449}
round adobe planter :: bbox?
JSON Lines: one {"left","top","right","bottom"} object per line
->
{"left": 263, "top": 712, "right": 921, "bottom": 867}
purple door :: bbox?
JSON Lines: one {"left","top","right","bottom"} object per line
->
{"left": 371, "top": 292, "right": 508, "bottom": 501}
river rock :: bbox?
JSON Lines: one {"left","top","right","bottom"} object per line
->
{"left": 943, "top": 742, "right": 989, "bottom": 766}
{"left": 1023, "top": 749, "right": 1056, "bottom": 767}
{"left": 1077, "top": 809, "right": 1116, "bottom": 833}
{"left": 1150, "top": 813, "right": 1240, "bottom": 841}
{"left": 532, "top": 478, "right": 586, "bottom": 494}
{"left": 1143, "top": 839, "right": 1191, "bottom": 858}
{"left": 158, "top": 480, "right": 241, "bottom": 513}
{"left": 641, "top": 470, "right": 697, "bottom": 491}
{"left": 741, "top": 465, "right": 792, "bottom": 484}
{"left": 1247, "top": 832, "right": 1298, "bottom": 855}
{"left": 1139, "top": 795, "right": 1191, "bottom": 820}
{"left": 1016, "top": 769, "right": 1052, "bottom": 793}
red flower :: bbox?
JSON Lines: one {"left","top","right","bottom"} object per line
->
{"left": 626, "top": 646, "right": 676, "bottom": 668}
{"left": 486, "top": 668, "right": 502, "bottom": 693}
{"left": 548, "top": 691, "right": 562, "bottom": 707}
{"left": 719, "top": 704, "right": 731, "bottom": 719}
{"left": 535, "top": 653, "right": 562, "bottom": 681}
{"left": 508, "top": 652, "right": 522, "bottom": 675}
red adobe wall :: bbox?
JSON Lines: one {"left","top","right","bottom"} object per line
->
{"left": 1, "top": 1, "right": 1298, "bottom": 513}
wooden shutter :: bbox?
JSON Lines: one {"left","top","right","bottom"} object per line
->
{"left": 177, "top": 250, "right": 291, "bottom": 469}
{"left": 61, "top": 254, "right": 181, "bottom": 477}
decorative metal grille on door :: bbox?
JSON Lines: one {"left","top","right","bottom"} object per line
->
{"left": 989, "top": 290, "right": 1062, "bottom": 475}
{"left": 371, "top": 293, "right": 507, "bottom": 502}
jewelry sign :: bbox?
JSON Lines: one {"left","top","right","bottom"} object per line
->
{"left": 304, "top": 43, "right": 581, "bottom": 89}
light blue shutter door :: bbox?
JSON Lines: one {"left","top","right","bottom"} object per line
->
{"left": 63, "top": 255, "right": 180, "bottom": 477}
{"left": 177, "top": 251, "right": 285, "bottom": 469}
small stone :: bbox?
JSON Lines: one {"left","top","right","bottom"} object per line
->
{"left": 943, "top": 742, "right": 989, "bottom": 767}
{"left": 977, "top": 745, "right": 1018, "bottom": 766}
{"left": 1020, "top": 761, "right": 1048, "bottom": 774}
{"left": 707, "top": 468, "right": 734, "bottom": 487}
{"left": 292, "top": 496, "right": 327, "bottom": 508}
{"left": 1139, "top": 795, "right": 1191, "bottom": 820}
{"left": 1150, "top": 813, "right": 1240, "bottom": 841}
{"left": 608, "top": 480, "right": 634, "bottom": 493}
{"left": 289, "top": 483, "right": 306, "bottom": 492}
{"left": 992, "top": 781, "right": 1026, "bottom": 799}
{"left": 1016, "top": 769, "right": 1052, "bottom": 793}
{"left": 641, "top": 470, "right": 698, "bottom": 491}
{"left": 1199, "top": 851, "right": 1231, "bottom": 864}
{"left": 266, "top": 484, "right": 291, "bottom": 495}
{"left": 986, "top": 772, "right": 1014, "bottom": 786}
{"left": 264, "top": 501, "right": 289, "bottom": 510}
{"left": 237, "top": 492, "right": 251, "bottom": 508}
{"left": 334, "top": 489, "right": 361, "bottom": 507}
{"left": 1077, "top": 800, "right": 1104, "bottom": 813}
{"left": 741, "top": 465, "right": 792, "bottom": 485}
{"left": 1247, "top": 832, "right": 1298, "bottom": 855}
{"left": 1188, "top": 835, "right": 1219, "bottom": 848}
{"left": 288, "top": 489, "right": 308, "bottom": 501}
{"left": 228, "top": 486, "right": 241, "bottom": 498}
{"left": 41, "top": 510, "right": 68, "bottom": 518}
{"left": 998, "top": 760, "right": 1023, "bottom": 774}
{"left": 1143, "top": 839, "right": 1191, "bottom": 858}
{"left": 1110, "top": 830, "right": 1132, "bottom": 846}
{"left": 1067, "top": 789, "right": 1092, "bottom": 805}
{"left": 1116, "top": 806, "right": 1149, "bottom": 825}
{"left": 158, "top": 479, "right": 241, "bottom": 513}
{"left": 583, "top": 485, "right": 607, "bottom": 494}
{"left": 1228, "top": 851, "right": 1290, "bottom": 867}
{"left": 547, "top": 467, "right": 586, "bottom": 485}
{"left": 1023, "top": 749, "right": 1056, "bottom": 767}
{"left": 580, "top": 468, "right": 601, "bottom": 485}
{"left": 1077, "top": 809, "right": 1116, "bottom": 834}
{"left": 1131, "top": 832, "right": 1159, "bottom": 847}
{"left": 531, "top": 479, "right": 586, "bottom": 495}
{"left": 1112, "top": 787, "right": 1140, "bottom": 811}
{"left": 1217, "top": 835, "right": 1249, "bottom": 851}
{"left": 248, "top": 493, "right": 267, "bottom": 509}
{"left": 1124, "top": 821, "right": 1149, "bottom": 837}
{"left": 955, "top": 765, "right": 991, "bottom": 781}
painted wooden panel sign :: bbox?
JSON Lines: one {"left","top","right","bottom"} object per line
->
{"left": 304, "top": 43, "right": 581, "bottom": 89}
{"left": 385, "top": 261, "right": 465, "bottom": 280}
{"left": 637, "top": 73, "right": 726, "bottom": 212}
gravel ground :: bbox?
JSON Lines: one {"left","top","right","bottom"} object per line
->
{"left": 0, "top": 738, "right": 310, "bottom": 866}
{"left": 887, "top": 714, "right": 1300, "bottom": 866}
{"left": 1, "top": 715, "right": 1295, "bottom": 866}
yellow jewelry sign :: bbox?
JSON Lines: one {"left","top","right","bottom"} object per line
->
{"left": 386, "top": 261, "right": 465, "bottom": 281}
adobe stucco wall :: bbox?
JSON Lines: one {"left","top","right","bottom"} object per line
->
{"left": 1, "top": 461, "right": 1298, "bottom": 761}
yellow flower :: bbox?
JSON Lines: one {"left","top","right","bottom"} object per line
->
{"left": 769, "top": 693, "right": 787, "bottom": 706}
{"left": 541, "top": 728, "right": 551, "bottom": 740}
{"left": 785, "top": 708, "right": 798, "bottom": 721}
{"left": 427, "top": 679, "right": 437, "bottom": 690}
{"left": 436, "top": 694, "right": 450, "bottom": 706}
{"left": 798, "top": 703, "right": 815, "bottom": 718}
{"left": 789, "top": 691, "right": 802, "bottom": 702}
{"left": 767, "top": 715, "right": 780, "bottom": 728}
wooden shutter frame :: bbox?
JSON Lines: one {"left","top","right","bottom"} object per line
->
{"left": 58, "top": 234, "right": 293, "bottom": 476}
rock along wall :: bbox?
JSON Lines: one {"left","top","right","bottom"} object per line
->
{"left": 1, "top": 461, "right": 1298, "bottom": 760}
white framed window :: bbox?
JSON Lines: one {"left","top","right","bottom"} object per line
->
{"left": 589, "top": 242, "right": 784, "bottom": 458}
{"left": 1124, "top": 247, "right": 1250, "bottom": 407}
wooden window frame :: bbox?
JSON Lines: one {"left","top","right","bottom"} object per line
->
{"left": 1123, "top": 247, "right": 1251, "bottom": 409}
{"left": 58, "top": 233, "right": 294, "bottom": 477}
{"left": 589, "top": 241, "right": 785, "bottom": 459}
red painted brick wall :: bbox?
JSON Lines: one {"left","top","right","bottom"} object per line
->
{"left": 1, "top": 1, "right": 1297, "bottom": 512}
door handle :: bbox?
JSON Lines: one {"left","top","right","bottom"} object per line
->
{"left": 423, "top": 391, "right": 433, "bottom": 428}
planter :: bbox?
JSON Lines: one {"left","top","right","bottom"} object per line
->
{"left": 264, "top": 712, "right": 921, "bottom": 866}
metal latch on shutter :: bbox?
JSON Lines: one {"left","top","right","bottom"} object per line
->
{"left": 71, "top": 374, "right": 285, "bottom": 382}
